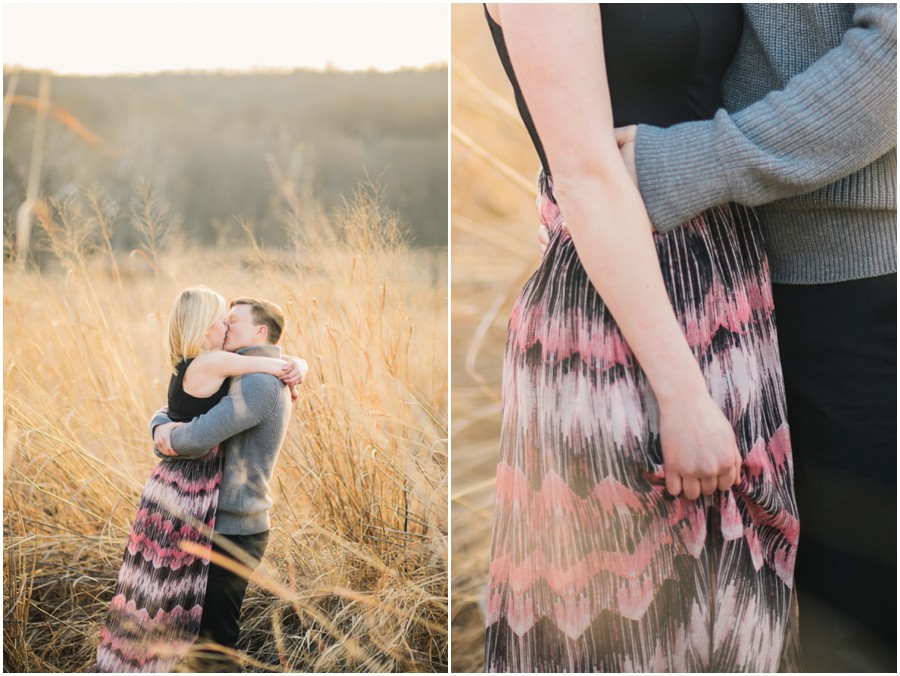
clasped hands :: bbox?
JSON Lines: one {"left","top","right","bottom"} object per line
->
{"left": 154, "top": 422, "right": 183, "bottom": 457}
{"left": 282, "top": 357, "right": 309, "bottom": 403}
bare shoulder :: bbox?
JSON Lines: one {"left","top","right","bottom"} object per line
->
{"left": 182, "top": 351, "right": 231, "bottom": 396}
{"left": 191, "top": 351, "right": 228, "bottom": 367}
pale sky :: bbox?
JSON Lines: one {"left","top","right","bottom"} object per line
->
{"left": 3, "top": 3, "right": 448, "bottom": 75}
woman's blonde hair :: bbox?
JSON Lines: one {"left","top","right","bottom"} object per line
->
{"left": 167, "top": 286, "right": 226, "bottom": 373}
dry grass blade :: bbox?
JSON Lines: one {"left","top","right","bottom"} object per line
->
{"left": 450, "top": 5, "right": 545, "bottom": 672}
{"left": 452, "top": 125, "right": 537, "bottom": 197}
{"left": 4, "top": 179, "right": 447, "bottom": 672}
{"left": 451, "top": 57, "right": 521, "bottom": 123}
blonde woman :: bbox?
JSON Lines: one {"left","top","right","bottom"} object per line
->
{"left": 94, "top": 287, "right": 305, "bottom": 673}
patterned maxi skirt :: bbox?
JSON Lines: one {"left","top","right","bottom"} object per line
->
{"left": 94, "top": 445, "right": 223, "bottom": 672}
{"left": 484, "top": 182, "right": 801, "bottom": 672}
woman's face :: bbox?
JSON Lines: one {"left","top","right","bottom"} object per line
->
{"left": 203, "top": 313, "right": 228, "bottom": 351}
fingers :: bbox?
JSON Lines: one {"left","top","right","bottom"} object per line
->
{"left": 700, "top": 475, "right": 718, "bottom": 496}
{"left": 156, "top": 439, "right": 176, "bottom": 456}
{"left": 538, "top": 225, "right": 550, "bottom": 255}
{"left": 681, "top": 477, "right": 701, "bottom": 501}
{"left": 284, "top": 372, "right": 305, "bottom": 386}
{"left": 665, "top": 471, "right": 682, "bottom": 498}
{"left": 281, "top": 359, "right": 308, "bottom": 386}
{"left": 280, "top": 370, "right": 300, "bottom": 385}
{"left": 613, "top": 124, "right": 637, "bottom": 147}
{"left": 154, "top": 424, "right": 177, "bottom": 457}
{"left": 669, "top": 470, "right": 742, "bottom": 501}
{"left": 280, "top": 365, "right": 302, "bottom": 385}
{"left": 716, "top": 465, "right": 737, "bottom": 492}
{"left": 676, "top": 461, "right": 742, "bottom": 499}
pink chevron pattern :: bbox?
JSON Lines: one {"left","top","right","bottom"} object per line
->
{"left": 94, "top": 444, "right": 223, "bottom": 673}
{"left": 484, "top": 183, "right": 801, "bottom": 672}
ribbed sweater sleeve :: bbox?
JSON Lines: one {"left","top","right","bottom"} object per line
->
{"left": 634, "top": 4, "right": 897, "bottom": 233}
{"left": 164, "top": 373, "right": 282, "bottom": 457}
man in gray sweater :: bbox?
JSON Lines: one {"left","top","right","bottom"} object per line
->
{"left": 151, "top": 297, "right": 294, "bottom": 671}
{"left": 622, "top": 4, "right": 895, "bottom": 672}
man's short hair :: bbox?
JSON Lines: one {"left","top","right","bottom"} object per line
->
{"left": 230, "top": 297, "right": 286, "bottom": 345}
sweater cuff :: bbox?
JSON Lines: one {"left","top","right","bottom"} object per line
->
{"left": 635, "top": 120, "right": 733, "bottom": 233}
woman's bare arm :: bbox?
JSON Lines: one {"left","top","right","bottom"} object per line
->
{"left": 185, "top": 351, "right": 305, "bottom": 397}
{"left": 493, "top": 4, "right": 741, "bottom": 499}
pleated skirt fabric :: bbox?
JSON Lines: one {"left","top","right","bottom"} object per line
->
{"left": 94, "top": 445, "right": 223, "bottom": 673}
{"left": 484, "top": 181, "right": 801, "bottom": 672}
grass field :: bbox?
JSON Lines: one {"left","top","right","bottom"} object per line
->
{"left": 450, "top": 5, "right": 544, "bottom": 672}
{"left": 3, "top": 183, "right": 448, "bottom": 672}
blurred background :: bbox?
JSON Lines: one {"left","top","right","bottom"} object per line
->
{"left": 4, "top": 3, "right": 448, "bottom": 254}
{"left": 450, "top": 4, "right": 541, "bottom": 672}
{"left": 4, "top": 4, "right": 448, "bottom": 672}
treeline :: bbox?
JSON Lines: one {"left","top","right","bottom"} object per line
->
{"left": 3, "top": 67, "right": 448, "bottom": 250}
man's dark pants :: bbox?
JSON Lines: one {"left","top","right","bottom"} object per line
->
{"left": 773, "top": 274, "right": 896, "bottom": 673}
{"left": 187, "top": 530, "right": 270, "bottom": 672}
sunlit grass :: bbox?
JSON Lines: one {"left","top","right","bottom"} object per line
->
{"left": 450, "top": 5, "right": 544, "bottom": 672}
{"left": 3, "top": 180, "right": 448, "bottom": 672}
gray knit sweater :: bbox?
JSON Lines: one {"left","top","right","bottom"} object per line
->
{"left": 150, "top": 344, "right": 292, "bottom": 535}
{"left": 635, "top": 3, "right": 897, "bottom": 284}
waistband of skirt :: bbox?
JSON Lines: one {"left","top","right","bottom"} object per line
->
{"left": 538, "top": 169, "right": 555, "bottom": 202}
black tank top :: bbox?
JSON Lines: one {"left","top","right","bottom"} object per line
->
{"left": 484, "top": 4, "right": 742, "bottom": 176}
{"left": 167, "top": 358, "right": 231, "bottom": 423}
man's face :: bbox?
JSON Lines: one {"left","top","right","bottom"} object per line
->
{"left": 223, "top": 304, "right": 264, "bottom": 352}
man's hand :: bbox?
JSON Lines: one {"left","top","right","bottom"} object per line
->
{"left": 154, "top": 422, "right": 183, "bottom": 457}
{"left": 279, "top": 358, "right": 309, "bottom": 387}
{"left": 614, "top": 125, "right": 638, "bottom": 186}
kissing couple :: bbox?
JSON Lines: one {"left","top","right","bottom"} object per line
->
{"left": 94, "top": 286, "right": 307, "bottom": 672}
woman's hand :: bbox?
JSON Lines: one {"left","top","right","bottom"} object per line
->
{"left": 658, "top": 394, "right": 742, "bottom": 500}
{"left": 279, "top": 358, "right": 309, "bottom": 386}
{"left": 154, "top": 422, "right": 185, "bottom": 457}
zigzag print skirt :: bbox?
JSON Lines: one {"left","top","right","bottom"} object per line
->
{"left": 94, "top": 445, "right": 223, "bottom": 672}
{"left": 484, "top": 183, "right": 801, "bottom": 672}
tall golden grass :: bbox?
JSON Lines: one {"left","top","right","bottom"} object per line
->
{"left": 450, "top": 5, "right": 543, "bottom": 672}
{"left": 3, "top": 179, "right": 448, "bottom": 671}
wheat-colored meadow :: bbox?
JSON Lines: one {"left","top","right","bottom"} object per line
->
{"left": 4, "top": 181, "right": 448, "bottom": 672}
{"left": 450, "top": 5, "right": 544, "bottom": 672}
